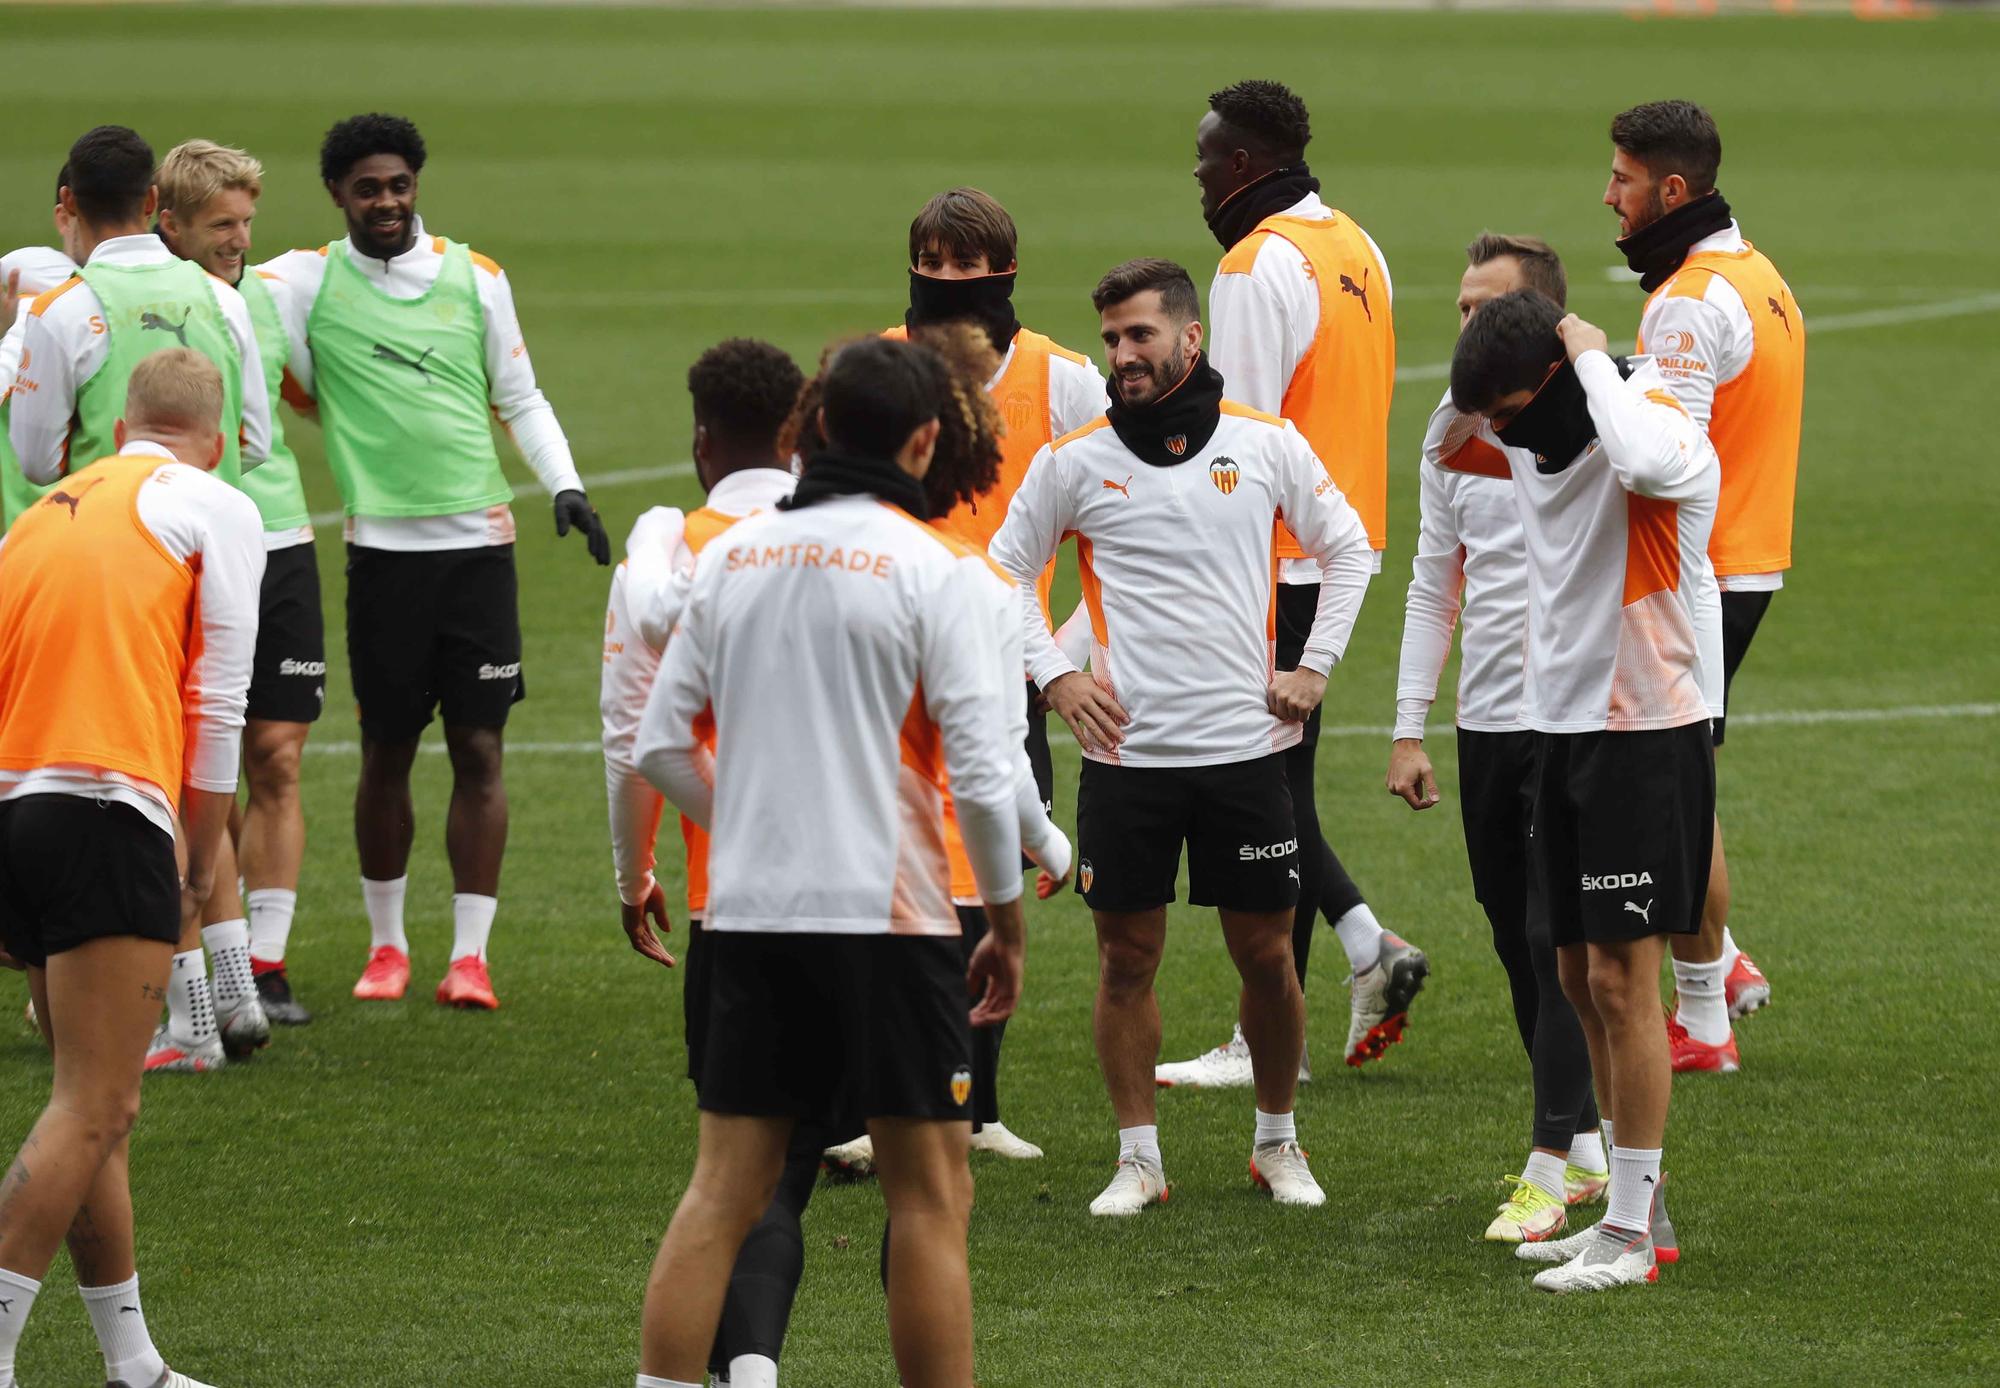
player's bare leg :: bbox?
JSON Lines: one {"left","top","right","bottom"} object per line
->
{"left": 638, "top": 1113, "right": 790, "bottom": 1382}
{"left": 1088, "top": 908, "right": 1170, "bottom": 1215}
{"left": 197, "top": 830, "right": 266, "bottom": 1057}
{"left": 1221, "top": 907, "right": 1322, "bottom": 1205}
{"left": 242, "top": 718, "right": 313, "bottom": 1023}
{"left": 1668, "top": 816, "right": 1742, "bottom": 1071}
{"left": 871, "top": 1117, "right": 975, "bottom": 1388}
{"left": 353, "top": 733, "right": 419, "bottom": 1000}
{"left": 437, "top": 723, "right": 506, "bottom": 1008}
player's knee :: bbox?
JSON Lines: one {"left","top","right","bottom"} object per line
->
{"left": 1096, "top": 936, "right": 1160, "bottom": 996}
{"left": 54, "top": 1084, "right": 142, "bottom": 1151}
{"left": 444, "top": 729, "right": 505, "bottom": 790}
{"left": 247, "top": 730, "right": 303, "bottom": 796}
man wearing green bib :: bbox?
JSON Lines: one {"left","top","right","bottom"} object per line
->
{"left": 1, "top": 169, "right": 83, "bottom": 529}
{"left": 157, "top": 139, "right": 322, "bottom": 1031}
{"left": 261, "top": 113, "right": 609, "bottom": 1012}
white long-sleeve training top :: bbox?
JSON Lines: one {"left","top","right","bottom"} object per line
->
{"left": 1394, "top": 389, "right": 1530, "bottom": 741}
{"left": 635, "top": 494, "right": 1024, "bottom": 935}
{"left": 259, "top": 216, "right": 582, "bottom": 550}
{"left": 1, "top": 246, "right": 80, "bottom": 397}
{"left": 10, "top": 235, "right": 272, "bottom": 482}
{"left": 988, "top": 404, "right": 1372, "bottom": 768}
{"left": 0, "top": 440, "right": 264, "bottom": 838}
{"left": 1435, "top": 354, "right": 1722, "bottom": 734}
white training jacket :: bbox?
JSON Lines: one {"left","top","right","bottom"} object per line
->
{"left": 0, "top": 440, "right": 264, "bottom": 839}
{"left": 635, "top": 494, "right": 1024, "bottom": 935}
{"left": 1, "top": 246, "right": 80, "bottom": 398}
{"left": 1394, "top": 388, "right": 1530, "bottom": 742}
{"left": 1435, "top": 354, "right": 1722, "bottom": 735}
{"left": 259, "top": 216, "right": 582, "bottom": 551}
{"left": 10, "top": 235, "right": 271, "bottom": 482}
{"left": 989, "top": 403, "right": 1373, "bottom": 768}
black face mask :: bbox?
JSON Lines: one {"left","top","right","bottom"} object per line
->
{"left": 907, "top": 270, "right": 1020, "bottom": 356}
{"left": 1105, "top": 352, "right": 1226, "bottom": 468}
{"left": 1495, "top": 360, "right": 1597, "bottom": 473}
{"left": 1205, "top": 164, "right": 1320, "bottom": 252}
{"left": 781, "top": 446, "right": 928, "bottom": 519}
{"left": 1616, "top": 190, "right": 1734, "bottom": 292}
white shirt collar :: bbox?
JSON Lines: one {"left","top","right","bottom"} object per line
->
{"left": 1280, "top": 190, "right": 1333, "bottom": 222}
{"left": 85, "top": 233, "right": 174, "bottom": 268}
{"left": 338, "top": 214, "right": 432, "bottom": 271}
{"left": 117, "top": 439, "right": 182, "bottom": 464}
{"left": 707, "top": 467, "right": 797, "bottom": 515}
{"left": 1690, "top": 219, "right": 1746, "bottom": 256}
{"left": 984, "top": 335, "right": 1018, "bottom": 393}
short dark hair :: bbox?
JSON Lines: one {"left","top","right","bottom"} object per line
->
{"left": 908, "top": 188, "right": 1017, "bottom": 270}
{"left": 1092, "top": 258, "right": 1200, "bottom": 324}
{"left": 686, "top": 338, "right": 805, "bottom": 451}
{"left": 1610, "top": 100, "right": 1721, "bottom": 196}
{"left": 55, "top": 162, "right": 70, "bottom": 207}
{"left": 320, "top": 113, "right": 427, "bottom": 186}
{"left": 1208, "top": 79, "right": 1312, "bottom": 163}
{"left": 1466, "top": 232, "right": 1569, "bottom": 309}
{"left": 1450, "top": 289, "right": 1565, "bottom": 416}
{"left": 819, "top": 337, "right": 946, "bottom": 461}
{"left": 64, "top": 126, "right": 154, "bottom": 225}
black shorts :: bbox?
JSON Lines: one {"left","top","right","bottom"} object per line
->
{"left": 0, "top": 795, "right": 180, "bottom": 968}
{"left": 683, "top": 915, "right": 711, "bottom": 1085}
{"left": 1529, "top": 723, "right": 1714, "bottom": 948}
{"left": 1075, "top": 754, "right": 1298, "bottom": 914}
{"left": 247, "top": 541, "right": 327, "bottom": 725}
{"left": 346, "top": 545, "right": 525, "bottom": 741}
{"left": 1713, "top": 590, "right": 1775, "bottom": 747}
{"left": 1456, "top": 727, "right": 1538, "bottom": 926}
{"left": 697, "top": 931, "right": 973, "bottom": 1124}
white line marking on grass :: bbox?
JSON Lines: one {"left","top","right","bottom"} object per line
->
{"left": 309, "top": 289, "right": 1998, "bottom": 526}
{"left": 299, "top": 701, "right": 1999, "bottom": 758}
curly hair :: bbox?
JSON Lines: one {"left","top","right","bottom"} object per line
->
{"left": 1208, "top": 80, "right": 1311, "bottom": 163}
{"left": 782, "top": 326, "right": 1002, "bottom": 517}
{"left": 320, "top": 113, "right": 427, "bottom": 185}
{"left": 687, "top": 338, "right": 805, "bottom": 451}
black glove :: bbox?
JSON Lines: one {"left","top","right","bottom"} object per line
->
{"left": 554, "top": 489, "right": 610, "bottom": 566}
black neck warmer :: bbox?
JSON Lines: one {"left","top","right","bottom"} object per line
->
{"left": 1106, "top": 353, "right": 1226, "bottom": 468}
{"left": 907, "top": 270, "right": 1021, "bottom": 356}
{"left": 780, "top": 447, "right": 928, "bottom": 519}
{"left": 1207, "top": 164, "right": 1320, "bottom": 251}
{"left": 1497, "top": 357, "right": 1637, "bottom": 473}
{"left": 1616, "top": 191, "right": 1734, "bottom": 292}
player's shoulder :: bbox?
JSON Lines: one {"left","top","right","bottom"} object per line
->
{"left": 28, "top": 274, "right": 88, "bottom": 319}
{"left": 441, "top": 236, "right": 504, "bottom": 280}
{"left": 1217, "top": 228, "right": 1285, "bottom": 277}
{"left": 1050, "top": 415, "right": 1113, "bottom": 456}
{"left": 1218, "top": 399, "right": 1286, "bottom": 431}
{"left": 3, "top": 245, "right": 79, "bottom": 292}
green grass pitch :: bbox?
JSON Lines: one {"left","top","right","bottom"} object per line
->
{"left": 2, "top": 5, "right": 1997, "bottom": 1383}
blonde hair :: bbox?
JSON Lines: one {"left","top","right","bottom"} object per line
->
{"left": 125, "top": 349, "right": 224, "bottom": 435}
{"left": 155, "top": 139, "right": 263, "bottom": 217}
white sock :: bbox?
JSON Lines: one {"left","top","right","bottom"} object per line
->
{"left": 1117, "top": 1124, "right": 1161, "bottom": 1169}
{"left": 200, "top": 919, "right": 254, "bottom": 1009}
{"left": 362, "top": 876, "right": 409, "bottom": 953}
{"left": 1253, "top": 1109, "right": 1295, "bottom": 1148}
{"left": 1522, "top": 1149, "right": 1567, "bottom": 1202}
{"left": 1606, "top": 1145, "right": 1662, "bottom": 1238}
{"left": 1568, "top": 1129, "right": 1607, "bottom": 1173}
{"left": 166, "top": 950, "right": 216, "bottom": 1042}
{"left": 727, "top": 1354, "right": 777, "bottom": 1388}
{"left": 636, "top": 1376, "right": 701, "bottom": 1388}
{"left": 1672, "top": 957, "right": 1731, "bottom": 1045}
{"left": 247, "top": 888, "right": 298, "bottom": 966}
{"left": 1333, "top": 903, "right": 1385, "bottom": 973}
{"left": 1601, "top": 1119, "right": 1615, "bottom": 1153}
{"left": 1720, "top": 925, "right": 1741, "bottom": 973}
{"left": 451, "top": 893, "right": 498, "bottom": 962}
{"left": 0, "top": 1267, "right": 41, "bottom": 1385}
{"left": 78, "top": 1275, "right": 165, "bottom": 1386}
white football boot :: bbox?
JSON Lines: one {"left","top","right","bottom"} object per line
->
{"left": 969, "top": 1121, "right": 1044, "bottom": 1159}
{"left": 214, "top": 990, "right": 271, "bottom": 1058}
{"left": 1088, "top": 1159, "right": 1168, "bottom": 1216}
{"left": 1249, "top": 1140, "right": 1326, "bottom": 1207}
{"left": 143, "top": 1024, "right": 225, "bottom": 1074}
{"left": 1154, "top": 1024, "right": 1253, "bottom": 1088}
{"left": 1531, "top": 1224, "right": 1658, "bottom": 1293}
{"left": 821, "top": 1134, "right": 875, "bottom": 1178}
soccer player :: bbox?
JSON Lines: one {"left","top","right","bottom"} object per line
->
{"left": 891, "top": 188, "right": 1104, "bottom": 1161}
{"left": 1605, "top": 100, "right": 1802, "bottom": 1071}
{"left": 990, "top": 259, "right": 1374, "bottom": 1215}
{"left": 261, "top": 113, "right": 609, "bottom": 1010}
{"left": 1444, "top": 292, "right": 1720, "bottom": 1291}
{"left": 1, "top": 169, "right": 82, "bottom": 528}
{"left": 1387, "top": 235, "right": 1608, "bottom": 1244}
{"left": 157, "top": 139, "right": 322, "bottom": 1030}
{"left": 0, "top": 348, "right": 262, "bottom": 1388}
{"left": 1160, "top": 78, "right": 1426, "bottom": 1087}
{"left": 631, "top": 335, "right": 1030, "bottom": 1388}
{"left": 604, "top": 338, "right": 804, "bottom": 1388}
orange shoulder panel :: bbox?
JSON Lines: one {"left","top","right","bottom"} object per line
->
{"left": 28, "top": 276, "right": 84, "bottom": 317}
{"left": 1219, "top": 400, "right": 1285, "bottom": 428}
{"left": 881, "top": 324, "right": 909, "bottom": 341}
{"left": 1047, "top": 340, "right": 1092, "bottom": 369}
{"left": 1440, "top": 436, "right": 1511, "bottom": 481}
{"left": 1664, "top": 267, "right": 1716, "bottom": 301}
{"left": 468, "top": 250, "right": 502, "bottom": 277}
{"left": 1051, "top": 416, "right": 1111, "bottom": 451}
{"left": 431, "top": 236, "right": 447, "bottom": 256}
{"left": 255, "top": 269, "right": 285, "bottom": 284}
{"left": 1217, "top": 229, "right": 1271, "bottom": 277}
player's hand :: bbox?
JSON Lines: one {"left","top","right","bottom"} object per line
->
{"left": 1268, "top": 667, "right": 1327, "bottom": 722}
{"left": 1386, "top": 738, "right": 1441, "bottom": 811}
{"left": 1557, "top": 313, "right": 1609, "bottom": 363}
{"left": 621, "top": 880, "right": 676, "bottom": 968}
{"left": 0, "top": 269, "right": 21, "bottom": 339}
{"left": 1046, "top": 671, "right": 1128, "bottom": 753}
{"left": 1035, "top": 860, "right": 1072, "bottom": 899}
{"left": 555, "top": 489, "right": 611, "bottom": 566}
{"left": 967, "top": 905, "right": 1025, "bottom": 1027}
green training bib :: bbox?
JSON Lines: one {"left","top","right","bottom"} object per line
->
{"left": 236, "top": 269, "right": 311, "bottom": 533}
